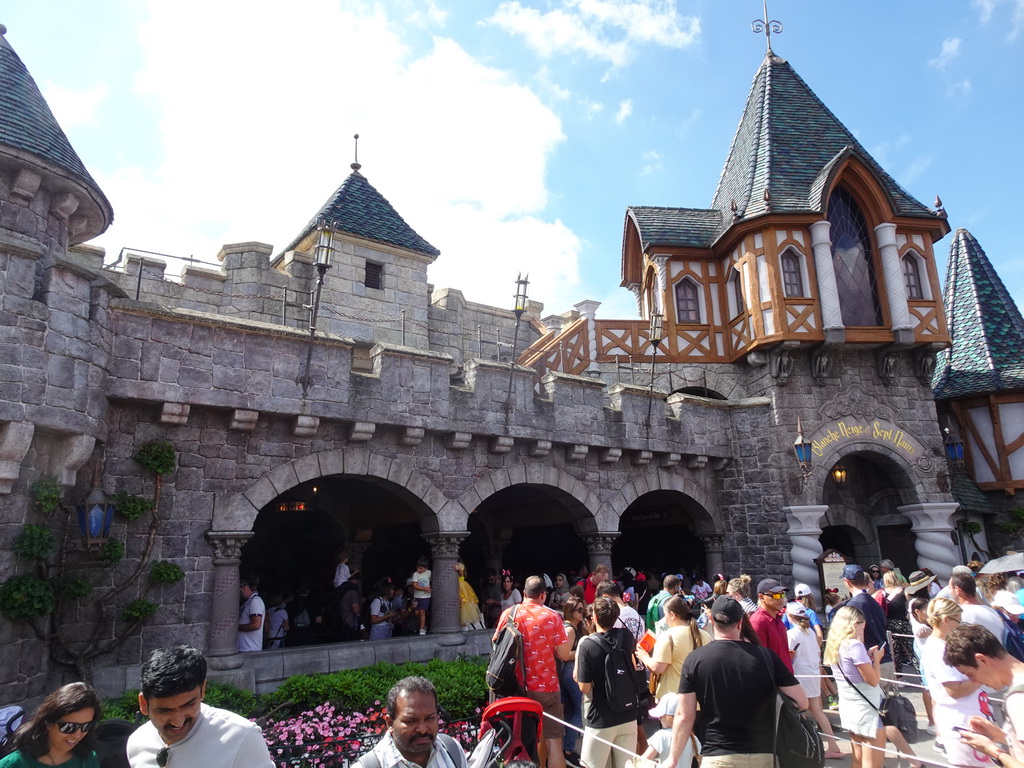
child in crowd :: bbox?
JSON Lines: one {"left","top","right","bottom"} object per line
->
{"left": 641, "top": 693, "right": 699, "bottom": 768}
{"left": 787, "top": 603, "right": 843, "bottom": 759}
{"left": 409, "top": 555, "right": 432, "bottom": 635}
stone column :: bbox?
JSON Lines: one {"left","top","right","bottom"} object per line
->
{"left": 652, "top": 255, "right": 669, "bottom": 315}
{"left": 784, "top": 505, "right": 827, "bottom": 598}
{"left": 874, "top": 222, "right": 912, "bottom": 334}
{"left": 427, "top": 533, "right": 467, "bottom": 635}
{"left": 809, "top": 221, "right": 844, "bottom": 333}
{"left": 205, "top": 532, "right": 253, "bottom": 670}
{"left": 584, "top": 533, "right": 618, "bottom": 574}
{"left": 701, "top": 535, "right": 725, "bottom": 580}
{"left": 574, "top": 300, "right": 602, "bottom": 377}
{"left": 898, "top": 503, "right": 960, "bottom": 583}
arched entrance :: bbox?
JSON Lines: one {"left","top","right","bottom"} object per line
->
{"left": 467, "top": 483, "right": 593, "bottom": 584}
{"left": 818, "top": 451, "right": 919, "bottom": 573}
{"left": 614, "top": 490, "right": 711, "bottom": 578}
{"left": 241, "top": 474, "right": 436, "bottom": 600}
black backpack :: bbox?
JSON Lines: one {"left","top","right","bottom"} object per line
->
{"left": 487, "top": 604, "right": 525, "bottom": 697}
{"left": 601, "top": 629, "right": 640, "bottom": 715}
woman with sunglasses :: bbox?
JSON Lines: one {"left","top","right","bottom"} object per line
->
{"left": 0, "top": 682, "right": 102, "bottom": 767}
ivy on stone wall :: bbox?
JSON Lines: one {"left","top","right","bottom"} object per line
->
{"left": 0, "top": 439, "right": 184, "bottom": 684}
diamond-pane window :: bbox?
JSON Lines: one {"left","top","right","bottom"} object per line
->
{"left": 827, "top": 188, "right": 882, "bottom": 326}
{"left": 903, "top": 254, "right": 923, "bottom": 300}
{"left": 675, "top": 279, "right": 701, "bottom": 323}
{"left": 781, "top": 251, "right": 804, "bottom": 297}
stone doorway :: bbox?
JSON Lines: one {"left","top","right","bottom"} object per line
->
{"left": 615, "top": 490, "right": 711, "bottom": 579}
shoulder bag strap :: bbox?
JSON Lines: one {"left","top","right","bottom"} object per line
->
{"left": 437, "top": 733, "right": 465, "bottom": 768}
{"left": 836, "top": 655, "right": 884, "bottom": 714}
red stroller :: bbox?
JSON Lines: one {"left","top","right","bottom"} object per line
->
{"left": 469, "top": 697, "right": 544, "bottom": 768}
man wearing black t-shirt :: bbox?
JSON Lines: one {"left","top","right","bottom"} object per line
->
{"left": 576, "top": 596, "right": 640, "bottom": 768}
{"left": 663, "top": 596, "right": 808, "bottom": 768}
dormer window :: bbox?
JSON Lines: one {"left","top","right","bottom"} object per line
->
{"left": 902, "top": 254, "right": 923, "bottom": 300}
{"left": 675, "top": 278, "right": 702, "bottom": 323}
{"left": 781, "top": 251, "right": 804, "bottom": 297}
{"left": 828, "top": 187, "right": 882, "bottom": 326}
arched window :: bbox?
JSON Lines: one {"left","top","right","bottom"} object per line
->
{"left": 675, "top": 279, "right": 702, "bottom": 323}
{"left": 729, "top": 268, "right": 744, "bottom": 317}
{"left": 781, "top": 251, "right": 804, "bottom": 297}
{"left": 902, "top": 254, "right": 924, "bottom": 300}
{"left": 827, "top": 187, "right": 882, "bottom": 326}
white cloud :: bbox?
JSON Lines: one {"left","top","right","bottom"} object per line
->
{"left": 486, "top": 0, "right": 699, "bottom": 67}
{"left": 901, "top": 156, "right": 933, "bottom": 186}
{"left": 641, "top": 149, "right": 662, "bottom": 175}
{"left": 972, "top": 0, "right": 1024, "bottom": 39}
{"left": 948, "top": 78, "right": 973, "bottom": 96}
{"left": 40, "top": 80, "right": 108, "bottom": 129}
{"left": 89, "top": 0, "right": 582, "bottom": 311}
{"left": 581, "top": 99, "right": 604, "bottom": 119}
{"left": 928, "top": 37, "right": 961, "bottom": 70}
{"left": 615, "top": 98, "right": 633, "bottom": 124}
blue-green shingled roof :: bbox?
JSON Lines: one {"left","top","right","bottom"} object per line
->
{"left": 933, "top": 228, "right": 1024, "bottom": 399}
{"left": 626, "top": 53, "right": 938, "bottom": 251}
{"left": 0, "top": 29, "right": 99, "bottom": 190}
{"left": 284, "top": 170, "right": 439, "bottom": 258}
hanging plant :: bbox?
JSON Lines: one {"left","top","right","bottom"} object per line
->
{"left": 134, "top": 441, "right": 176, "bottom": 475}
{"left": 30, "top": 479, "right": 61, "bottom": 515}
{"left": 0, "top": 574, "right": 55, "bottom": 620}
{"left": 150, "top": 561, "right": 185, "bottom": 586}
{"left": 13, "top": 525, "right": 55, "bottom": 561}
{"left": 111, "top": 492, "right": 153, "bottom": 522}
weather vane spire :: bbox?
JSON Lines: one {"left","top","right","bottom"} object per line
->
{"left": 351, "top": 134, "right": 361, "bottom": 171}
{"left": 751, "top": 0, "right": 782, "bottom": 54}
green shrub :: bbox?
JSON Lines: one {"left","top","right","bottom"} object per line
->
{"left": 134, "top": 441, "right": 176, "bottom": 475}
{"left": 103, "top": 689, "right": 142, "bottom": 721}
{"left": 0, "top": 574, "right": 56, "bottom": 620}
{"left": 205, "top": 681, "right": 261, "bottom": 718}
{"left": 99, "top": 540, "right": 125, "bottom": 564}
{"left": 30, "top": 478, "right": 62, "bottom": 514}
{"left": 150, "top": 561, "right": 185, "bottom": 586}
{"left": 265, "top": 656, "right": 487, "bottom": 719}
{"left": 13, "top": 525, "right": 55, "bottom": 560}
{"left": 112, "top": 493, "right": 153, "bottom": 522}
{"left": 121, "top": 599, "right": 157, "bottom": 622}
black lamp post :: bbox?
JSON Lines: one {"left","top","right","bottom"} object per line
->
{"left": 504, "top": 273, "right": 530, "bottom": 415}
{"left": 793, "top": 416, "right": 813, "bottom": 477}
{"left": 645, "top": 312, "right": 665, "bottom": 427}
{"left": 301, "top": 219, "right": 336, "bottom": 396}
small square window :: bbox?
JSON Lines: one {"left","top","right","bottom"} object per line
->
{"left": 365, "top": 261, "right": 383, "bottom": 290}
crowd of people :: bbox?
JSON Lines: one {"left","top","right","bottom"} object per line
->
{"left": 13, "top": 556, "right": 1024, "bottom": 768}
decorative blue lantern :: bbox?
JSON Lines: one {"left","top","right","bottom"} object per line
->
{"left": 77, "top": 485, "right": 115, "bottom": 551}
{"left": 944, "top": 426, "right": 965, "bottom": 468}
{"left": 793, "top": 416, "right": 813, "bottom": 475}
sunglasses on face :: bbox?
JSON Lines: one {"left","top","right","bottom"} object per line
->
{"left": 56, "top": 721, "right": 94, "bottom": 735}
{"left": 764, "top": 592, "right": 785, "bottom": 600}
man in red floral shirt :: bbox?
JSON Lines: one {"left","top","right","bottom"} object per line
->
{"left": 494, "top": 575, "right": 573, "bottom": 768}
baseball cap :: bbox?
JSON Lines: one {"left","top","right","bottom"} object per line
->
{"left": 842, "top": 564, "right": 865, "bottom": 581}
{"left": 786, "top": 602, "right": 808, "bottom": 618}
{"left": 794, "top": 583, "right": 812, "bottom": 598}
{"left": 757, "top": 578, "right": 787, "bottom": 595}
{"left": 993, "top": 590, "right": 1024, "bottom": 616}
{"left": 649, "top": 692, "right": 679, "bottom": 719}
{"left": 710, "top": 596, "right": 744, "bottom": 624}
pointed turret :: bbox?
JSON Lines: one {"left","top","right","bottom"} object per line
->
{"left": 711, "top": 52, "right": 935, "bottom": 228}
{"left": 0, "top": 25, "right": 112, "bottom": 243}
{"left": 934, "top": 228, "right": 1024, "bottom": 399}
{"left": 283, "top": 169, "right": 439, "bottom": 259}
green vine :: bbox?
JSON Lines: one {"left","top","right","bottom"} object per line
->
{"left": 121, "top": 599, "right": 157, "bottom": 622}
{"left": 111, "top": 492, "right": 153, "bottom": 522}
{"left": 134, "top": 441, "right": 176, "bottom": 475}
{"left": 30, "top": 479, "right": 62, "bottom": 515}
{"left": 150, "top": 561, "right": 185, "bottom": 586}
{"left": 13, "top": 525, "right": 55, "bottom": 560}
{"left": 56, "top": 577, "right": 91, "bottom": 600}
{"left": 962, "top": 521, "right": 983, "bottom": 536}
{"left": 0, "top": 574, "right": 55, "bottom": 620}
{"left": 99, "top": 540, "right": 125, "bottom": 564}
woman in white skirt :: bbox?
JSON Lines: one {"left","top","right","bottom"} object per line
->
{"left": 823, "top": 606, "right": 885, "bottom": 768}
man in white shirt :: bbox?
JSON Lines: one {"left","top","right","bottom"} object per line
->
{"left": 127, "top": 646, "right": 274, "bottom": 768}
{"left": 951, "top": 571, "right": 1005, "bottom": 640}
{"left": 357, "top": 676, "right": 468, "bottom": 768}
{"left": 238, "top": 575, "right": 265, "bottom": 652}
{"left": 597, "top": 580, "right": 644, "bottom": 640}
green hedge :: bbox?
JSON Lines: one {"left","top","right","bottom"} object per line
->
{"left": 104, "top": 656, "right": 488, "bottom": 722}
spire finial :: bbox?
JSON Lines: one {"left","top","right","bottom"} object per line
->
{"left": 351, "top": 134, "right": 361, "bottom": 171}
{"left": 751, "top": 0, "right": 782, "bottom": 53}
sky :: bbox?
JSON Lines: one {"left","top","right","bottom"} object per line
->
{"left": 4, "top": 0, "right": 1024, "bottom": 320}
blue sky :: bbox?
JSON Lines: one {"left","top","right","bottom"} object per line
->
{"left": 4, "top": 0, "right": 1024, "bottom": 320}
